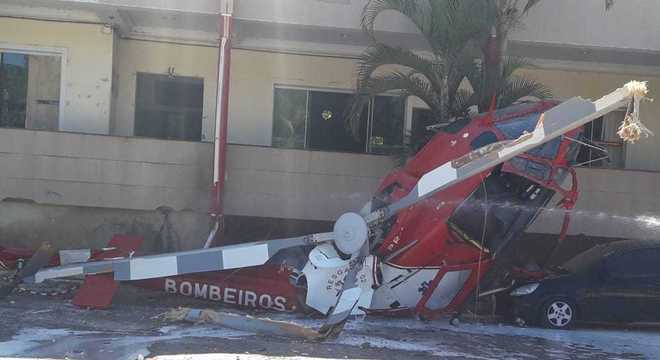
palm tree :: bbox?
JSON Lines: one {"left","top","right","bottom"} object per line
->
{"left": 349, "top": 0, "right": 615, "bottom": 152}
{"left": 347, "top": 0, "right": 551, "bottom": 143}
{"left": 481, "top": 0, "right": 615, "bottom": 108}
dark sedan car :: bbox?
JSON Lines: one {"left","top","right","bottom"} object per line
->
{"left": 510, "top": 240, "right": 660, "bottom": 329}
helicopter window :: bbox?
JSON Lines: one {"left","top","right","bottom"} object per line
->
{"left": 509, "top": 157, "right": 551, "bottom": 181}
{"left": 471, "top": 131, "right": 498, "bottom": 150}
{"left": 495, "top": 113, "right": 562, "bottom": 159}
{"left": 447, "top": 174, "right": 510, "bottom": 253}
{"left": 447, "top": 173, "right": 555, "bottom": 255}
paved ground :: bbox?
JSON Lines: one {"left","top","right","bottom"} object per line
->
{"left": 0, "top": 279, "right": 659, "bottom": 360}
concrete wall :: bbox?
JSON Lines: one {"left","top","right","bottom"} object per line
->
{"left": 529, "top": 168, "right": 660, "bottom": 241}
{"left": 0, "top": 18, "right": 114, "bottom": 134}
{"left": 512, "top": 0, "right": 660, "bottom": 52}
{"left": 224, "top": 145, "right": 395, "bottom": 221}
{"left": 112, "top": 39, "right": 219, "bottom": 140}
{"left": 0, "top": 124, "right": 393, "bottom": 239}
{"left": 235, "top": 0, "right": 413, "bottom": 33}
{"left": 0, "top": 201, "right": 210, "bottom": 252}
{"left": 0, "top": 128, "right": 212, "bottom": 212}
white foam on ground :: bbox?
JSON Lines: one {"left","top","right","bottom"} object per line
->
{"left": 0, "top": 328, "right": 93, "bottom": 356}
{"left": 151, "top": 355, "right": 352, "bottom": 360}
{"left": 0, "top": 326, "right": 251, "bottom": 360}
{"left": 3, "top": 316, "right": 658, "bottom": 360}
{"left": 335, "top": 334, "right": 493, "bottom": 359}
{"left": 348, "top": 317, "right": 660, "bottom": 359}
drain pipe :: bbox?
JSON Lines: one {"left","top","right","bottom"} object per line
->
{"left": 206, "top": 0, "right": 234, "bottom": 248}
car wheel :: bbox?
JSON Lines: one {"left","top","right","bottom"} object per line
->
{"left": 540, "top": 298, "right": 576, "bottom": 329}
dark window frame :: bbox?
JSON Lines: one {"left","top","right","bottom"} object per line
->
{"left": 271, "top": 85, "right": 405, "bottom": 155}
{"left": 134, "top": 72, "right": 204, "bottom": 142}
{"left": 0, "top": 50, "right": 63, "bottom": 131}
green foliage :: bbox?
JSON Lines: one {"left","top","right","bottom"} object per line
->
{"left": 349, "top": 0, "right": 551, "bottom": 142}
{"left": 350, "top": 0, "right": 615, "bottom": 161}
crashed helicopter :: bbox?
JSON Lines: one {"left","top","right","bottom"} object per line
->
{"left": 0, "top": 81, "right": 652, "bottom": 339}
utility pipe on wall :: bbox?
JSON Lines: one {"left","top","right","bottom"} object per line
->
{"left": 206, "top": 0, "right": 234, "bottom": 248}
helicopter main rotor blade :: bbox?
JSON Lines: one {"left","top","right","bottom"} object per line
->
{"left": 365, "top": 86, "right": 636, "bottom": 225}
{"left": 25, "top": 232, "right": 334, "bottom": 284}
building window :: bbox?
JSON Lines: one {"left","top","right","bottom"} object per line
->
{"left": 370, "top": 96, "right": 405, "bottom": 155}
{"left": 272, "top": 86, "right": 404, "bottom": 154}
{"left": 134, "top": 72, "right": 203, "bottom": 141}
{"left": 0, "top": 51, "right": 61, "bottom": 130}
{"left": 575, "top": 112, "right": 625, "bottom": 169}
{"left": 410, "top": 108, "right": 436, "bottom": 152}
{"left": 272, "top": 88, "right": 307, "bottom": 149}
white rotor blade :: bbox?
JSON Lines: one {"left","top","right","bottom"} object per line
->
{"left": 26, "top": 232, "right": 334, "bottom": 283}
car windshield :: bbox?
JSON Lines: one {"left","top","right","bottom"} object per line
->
{"left": 561, "top": 244, "right": 612, "bottom": 273}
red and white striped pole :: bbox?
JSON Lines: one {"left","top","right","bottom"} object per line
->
{"left": 206, "top": 0, "right": 234, "bottom": 248}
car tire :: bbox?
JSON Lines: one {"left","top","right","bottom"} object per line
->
{"left": 539, "top": 298, "right": 576, "bottom": 329}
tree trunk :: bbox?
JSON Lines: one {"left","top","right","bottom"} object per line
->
{"left": 481, "top": 18, "right": 508, "bottom": 112}
{"left": 440, "top": 77, "right": 449, "bottom": 122}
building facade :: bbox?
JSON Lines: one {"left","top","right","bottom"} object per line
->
{"left": 1, "top": 0, "right": 660, "bottom": 250}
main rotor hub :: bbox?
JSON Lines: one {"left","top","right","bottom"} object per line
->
{"left": 333, "top": 212, "right": 368, "bottom": 256}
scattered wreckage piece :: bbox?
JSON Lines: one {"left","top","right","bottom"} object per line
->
{"left": 161, "top": 307, "right": 328, "bottom": 340}
{"left": 0, "top": 81, "right": 652, "bottom": 339}
{"left": 0, "top": 243, "right": 55, "bottom": 298}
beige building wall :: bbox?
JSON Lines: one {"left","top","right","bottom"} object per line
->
{"left": 0, "top": 18, "right": 114, "bottom": 134}
{"left": 229, "top": 49, "right": 358, "bottom": 146}
{"left": 112, "top": 39, "right": 219, "bottom": 140}
{"left": 112, "top": 45, "right": 362, "bottom": 147}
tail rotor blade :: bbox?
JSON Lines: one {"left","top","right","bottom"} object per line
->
{"left": 318, "top": 242, "right": 369, "bottom": 338}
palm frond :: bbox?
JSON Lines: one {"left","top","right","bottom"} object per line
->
{"left": 347, "top": 71, "right": 442, "bottom": 138}
{"left": 361, "top": 0, "right": 432, "bottom": 41}
{"left": 497, "top": 75, "right": 553, "bottom": 108}
{"left": 523, "top": 0, "right": 543, "bottom": 13}
{"left": 501, "top": 57, "right": 535, "bottom": 81}
{"left": 451, "top": 88, "right": 477, "bottom": 117}
{"left": 356, "top": 44, "right": 444, "bottom": 94}
{"left": 428, "top": 0, "right": 496, "bottom": 57}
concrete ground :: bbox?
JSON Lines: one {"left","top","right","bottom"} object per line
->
{"left": 0, "top": 277, "right": 659, "bottom": 360}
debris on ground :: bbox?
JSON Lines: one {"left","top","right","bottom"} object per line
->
{"left": 160, "top": 307, "right": 324, "bottom": 340}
